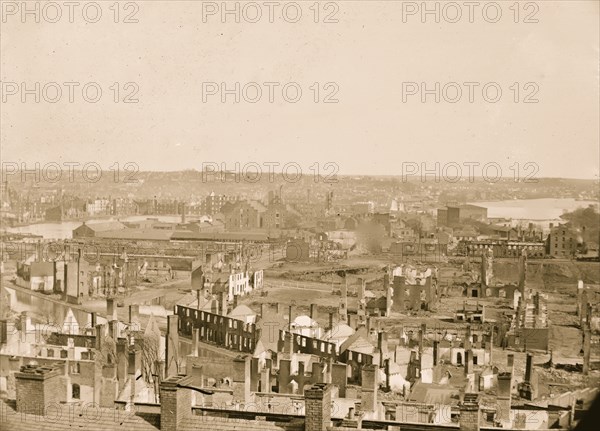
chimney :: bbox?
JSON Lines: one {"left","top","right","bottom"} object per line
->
{"left": 583, "top": 328, "right": 591, "bottom": 375}
{"left": 232, "top": 355, "right": 251, "bottom": 404}
{"left": 284, "top": 331, "right": 293, "bottom": 354}
{"left": 15, "top": 364, "right": 64, "bottom": 415}
{"left": 279, "top": 359, "right": 292, "bottom": 394}
{"left": 128, "top": 305, "right": 140, "bottom": 329}
{"left": 377, "top": 331, "right": 388, "bottom": 367}
{"left": 310, "top": 304, "right": 317, "bottom": 320}
{"left": 433, "top": 340, "right": 439, "bottom": 366}
{"left": 465, "top": 350, "right": 473, "bottom": 376}
{"left": 517, "top": 251, "right": 526, "bottom": 294}
{"left": 519, "top": 353, "right": 537, "bottom": 400}
{"left": 348, "top": 313, "right": 356, "bottom": 330}
{"left": 339, "top": 275, "right": 348, "bottom": 322}
{"left": 95, "top": 324, "right": 105, "bottom": 350}
{"left": 90, "top": 312, "right": 97, "bottom": 328}
{"left": 116, "top": 340, "right": 129, "bottom": 391}
{"left": 218, "top": 292, "right": 227, "bottom": 315}
{"left": 465, "top": 324, "right": 472, "bottom": 350}
{"left": 166, "top": 315, "right": 179, "bottom": 378}
{"left": 288, "top": 305, "right": 293, "bottom": 331}
{"left": 577, "top": 281, "right": 584, "bottom": 318}
{"left": 460, "top": 394, "right": 481, "bottom": 431}
{"left": 210, "top": 297, "right": 219, "bottom": 314}
{"left": 109, "top": 320, "right": 120, "bottom": 339}
{"left": 296, "top": 358, "right": 305, "bottom": 375}
{"left": 191, "top": 328, "right": 199, "bottom": 357}
{"left": 106, "top": 298, "right": 116, "bottom": 321}
{"left": 260, "top": 365, "right": 271, "bottom": 393}
{"left": 160, "top": 375, "right": 194, "bottom": 431}
{"left": 496, "top": 373, "right": 513, "bottom": 426}
{"left": 128, "top": 348, "right": 142, "bottom": 378}
{"left": 418, "top": 323, "right": 426, "bottom": 354}
{"left": 358, "top": 278, "right": 366, "bottom": 300}
{"left": 312, "top": 362, "right": 326, "bottom": 384}
{"left": 331, "top": 362, "right": 347, "bottom": 397}
{"left": 18, "top": 311, "right": 28, "bottom": 341}
{"left": 261, "top": 303, "right": 268, "bottom": 319}
{"left": 507, "top": 353, "right": 514, "bottom": 370}
{"left": 250, "top": 358, "right": 260, "bottom": 392}
{"left": 524, "top": 353, "right": 533, "bottom": 383}
{"left": 361, "top": 364, "right": 378, "bottom": 413}
{"left": 328, "top": 312, "right": 334, "bottom": 332}
{"left": 384, "top": 359, "right": 390, "bottom": 391}
{"left": 305, "top": 384, "right": 332, "bottom": 431}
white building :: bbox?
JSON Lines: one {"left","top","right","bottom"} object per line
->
{"left": 228, "top": 270, "right": 250, "bottom": 301}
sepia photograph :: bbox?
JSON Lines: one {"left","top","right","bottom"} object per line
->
{"left": 0, "top": 1, "right": 599, "bottom": 430}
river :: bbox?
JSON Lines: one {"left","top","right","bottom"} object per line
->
{"left": 470, "top": 198, "right": 598, "bottom": 221}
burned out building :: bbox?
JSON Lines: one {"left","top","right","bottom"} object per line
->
{"left": 391, "top": 265, "right": 439, "bottom": 312}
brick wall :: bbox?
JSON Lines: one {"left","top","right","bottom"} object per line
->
{"left": 160, "top": 375, "right": 193, "bottom": 431}
{"left": 305, "top": 383, "right": 332, "bottom": 431}
{"left": 459, "top": 403, "right": 480, "bottom": 431}
{"left": 15, "top": 364, "right": 64, "bottom": 416}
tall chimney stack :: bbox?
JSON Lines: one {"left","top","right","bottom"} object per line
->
{"left": 583, "top": 327, "right": 591, "bottom": 375}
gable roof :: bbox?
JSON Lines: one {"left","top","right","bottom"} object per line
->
{"left": 339, "top": 326, "right": 376, "bottom": 354}
{"left": 81, "top": 221, "right": 127, "bottom": 232}
{"left": 228, "top": 304, "right": 256, "bottom": 318}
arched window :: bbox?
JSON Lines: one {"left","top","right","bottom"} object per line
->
{"left": 72, "top": 384, "right": 80, "bottom": 399}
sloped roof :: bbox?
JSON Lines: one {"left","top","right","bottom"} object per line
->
{"left": 96, "top": 228, "right": 174, "bottom": 241}
{"left": 324, "top": 323, "right": 355, "bottom": 340}
{"left": 228, "top": 304, "right": 256, "bottom": 318}
{"left": 339, "top": 326, "right": 376, "bottom": 354}
{"left": 170, "top": 231, "right": 269, "bottom": 242}
{"left": 177, "top": 292, "right": 213, "bottom": 311}
{"left": 408, "top": 382, "right": 459, "bottom": 405}
{"left": 490, "top": 224, "right": 517, "bottom": 232}
{"left": 247, "top": 200, "right": 267, "bottom": 213}
{"left": 80, "top": 221, "right": 127, "bottom": 232}
{"left": 366, "top": 296, "right": 387, "bottom": 310}
{"left": 292, "top": 315, "right": 317, "bottom": 328}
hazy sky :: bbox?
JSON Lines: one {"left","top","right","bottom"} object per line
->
{"left": 1, "top": 1, "right": 599, "bottom": 179}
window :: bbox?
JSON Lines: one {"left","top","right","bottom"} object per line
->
{"left": 71, "top": 362, "right": 81, "bottom": 374}
{"left": 60, "top": 350, "right": 68, "bottom": 358}
{"left": 72, "top": 384, "right": 80, "bottom": 399}
{"left": 47, "top": 349, "right": 54, "bottom": 358}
